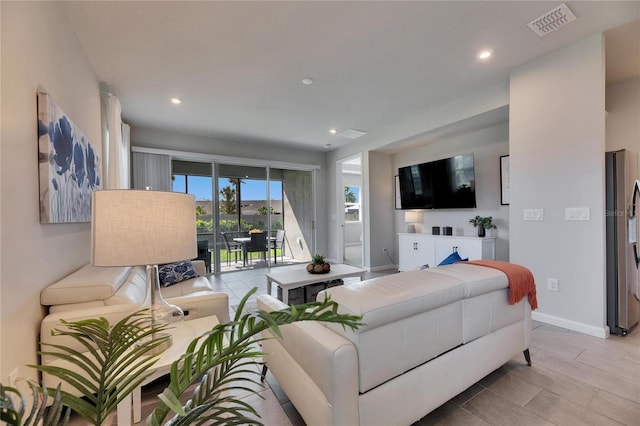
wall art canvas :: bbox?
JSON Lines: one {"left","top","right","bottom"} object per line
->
{"left": 38, "top": 92, "right": 101, "bottom": 223}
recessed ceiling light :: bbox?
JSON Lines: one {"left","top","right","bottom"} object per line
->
{"left": 477, "top": 49, "right": 493, "bottom": 61}
{"left": 170, "top": 97, "right": 182, "bottom": 104}
{"left": 301, "top": 78, "right": 314, "bottom": 85}
{"left": 324, "top": 144, "right": 332, "bottom": 149}
{"left": 329, "top": 128, "right": 337, "bottom": 134}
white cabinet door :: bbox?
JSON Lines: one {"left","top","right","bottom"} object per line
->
{"left": 400, "top": 234, "right": 495, "bottom": 270}
{"left": 434, "top": 238, "right": 469, "bottom": 264}
{"left": 434, "top": 237, "right": 495, "bottom": 265}
{"left": 399, "top": 234, "right": 435, "bottom": 271}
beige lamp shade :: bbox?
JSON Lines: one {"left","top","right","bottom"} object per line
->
{"left": 404, "top": 211, "right": 421, "bottom": 224}
{"left": 404, "top": 211, "right": 422, "bottom": 233}
{"left": 91, "top": 190, "right": 197, "bottom": 266}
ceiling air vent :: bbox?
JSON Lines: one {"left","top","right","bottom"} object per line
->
{"left": 527, "top": 3, "right": 576, "bottom": 37}
{"left": 338, "top": 129, "right": 367, "bottom": 139}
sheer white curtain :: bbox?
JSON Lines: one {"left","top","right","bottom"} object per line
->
{"left": 101, "top": 83, "right": 130, "bottom": 189}
{"left": 132, "top": 152, "right": 171, "bottom": 191}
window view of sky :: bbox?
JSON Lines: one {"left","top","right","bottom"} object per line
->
{"left": 173, "top": 175, "right": 282, "bottom": 201}
{"left": 346, "top": 186, "right": 360, "bottom": 203}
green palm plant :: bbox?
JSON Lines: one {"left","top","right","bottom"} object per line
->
{"left": 4, "top": 288, "right": 361, "bottom": 426}
{"left": 31, "top": 310, "right": 171, "bottom": 425}
{"left": 0, "top": 383, "right": 69, "bottom": 425}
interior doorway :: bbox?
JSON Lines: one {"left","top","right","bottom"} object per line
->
{"left": 337, "top": 154, "right": 363, "bottom": 267}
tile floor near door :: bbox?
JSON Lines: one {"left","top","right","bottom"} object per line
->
{"left": 72, "top": 265, "right": 640, "bottom": 425}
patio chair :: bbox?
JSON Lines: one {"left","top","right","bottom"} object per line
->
{"left": 272, "top": 229, "right": 286, "bottom": 263}
{"left": 221, "top": 232, "right": 243, "bottom": 266}
{"left": 196, "top": 239, "right": 211, "bottom": 273}
{"left": 245, "top": 232, "right": 268, "bottom": 265}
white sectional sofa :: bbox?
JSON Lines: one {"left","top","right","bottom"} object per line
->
{"left": 39, "top": 260, "right": 229, "bottom": 390}
{"left": 40, "top": 260, "right": 228, "bottom": 320}
{"left": 257, "top": 262, "right": 533, "bottom": 426}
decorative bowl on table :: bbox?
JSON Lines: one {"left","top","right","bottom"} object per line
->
{"left": 307, "top": 254, "right": 331, "bottom": 274}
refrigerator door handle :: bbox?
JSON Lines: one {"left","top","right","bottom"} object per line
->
{"left": 632, "top": 180, "right": 640, "bottom": 267}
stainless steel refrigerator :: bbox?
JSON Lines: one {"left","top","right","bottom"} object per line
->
{"left": 606, "top": 149, "right": 640, "bottom": 335}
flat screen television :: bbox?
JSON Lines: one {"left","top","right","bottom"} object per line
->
{"left": 398, "top": 153, "right": 476, "bottom": 209}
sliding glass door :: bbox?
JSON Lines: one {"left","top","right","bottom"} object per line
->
{"left": 170, "top": 158, "right": 315, "bottom": 274}
{"left": 171, "top": 160, "right": 214, "bottom": 272}
{"left": 275, "top": 168, "right": 314, "bottom": 266}
{"left": 213, "top": 163, "right": 314, "bottom": 273}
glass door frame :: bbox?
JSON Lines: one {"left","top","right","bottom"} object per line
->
{"left": 136, "top": 146, "right": 320, "bottom": 275}
{"left": 170, "top": 160, "right": 215, "bottom": 272}
{"left": 212, "top": 162, "right": 317, "bottom": 274}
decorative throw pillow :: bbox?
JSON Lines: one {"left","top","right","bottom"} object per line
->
{"left": 437, "top": 251, "right": 468, "bottom": 266}
{"left": 158, "top": 261, "right": 199, "bottom": 287}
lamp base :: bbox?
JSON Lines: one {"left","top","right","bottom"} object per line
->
{"left": 146, "top": 265, "right": 185, "bottom": 351}
{"left": 138, "top": 331, "right": 173, "bottom": 356}
{"left": 407, "top": 224, "right": 416, "bottom": 233}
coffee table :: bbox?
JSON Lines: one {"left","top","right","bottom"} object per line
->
{"left": 266, "top": 263, "right": 366, "bottom": 304}
{"left": 117, "top": 315, "right": 219, "bottom": 425}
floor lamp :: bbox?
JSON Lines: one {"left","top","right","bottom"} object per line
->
{"left": 91, "top": 189, "right": 197, "bottom": 348}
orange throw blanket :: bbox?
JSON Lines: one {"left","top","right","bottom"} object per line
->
{"left": 465, "top": 260, "right": 538, "bottom": 310}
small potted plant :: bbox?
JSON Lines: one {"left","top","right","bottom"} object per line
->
{"left": 307, "top": 253, "right": 331, "bottom": 274}
{"left": 469, "top": 216, "right": 496, "bottom": 237}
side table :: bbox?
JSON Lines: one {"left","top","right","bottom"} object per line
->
{"left": 118, "top": 315, "right": 220, "bottom": 425}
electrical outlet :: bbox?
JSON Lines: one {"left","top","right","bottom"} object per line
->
{"left": 9, "top": 368, "right": 18, "bottom": 387}
{"left": 547, "top": 278, "right": 559, "bottom": 292}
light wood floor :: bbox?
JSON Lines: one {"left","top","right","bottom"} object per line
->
{"left": 412, "top": 322, "right": 640, "bottom": 425}
{"left": 69, "top": 267, "right": 640, "bottom": 425}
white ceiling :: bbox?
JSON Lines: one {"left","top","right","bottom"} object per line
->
{"left": 61, "top": 1, "right": 640, "bottom": 152}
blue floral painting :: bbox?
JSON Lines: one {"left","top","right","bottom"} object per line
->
{"left": 37, "top": 92, "right": 101, "bottom": 223}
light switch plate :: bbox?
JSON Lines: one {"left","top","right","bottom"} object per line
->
{"left": 565, "top": 207, "right": 590, "bottom": 221}
{"left": 524, "top": 208, "right": 544, "bottom": 221}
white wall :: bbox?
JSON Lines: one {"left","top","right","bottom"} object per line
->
{"left": 325, "top": 84, "right": 509, "bottom": 269}
{"left": 367, "top": 151, "right": 396, "bottom": 270}
{"left": 510, "top": 34, "right": 607, "bottom": 337}
{"left": 606, "top": 77, "right": 640, "bottom": 153}
{"left": 132, "top": 126, "right": 325, "bottom": 168}
{"left": 392, "top": 123, "right": 510, "bottom": 261}
{"left": 1, "top": 2, "right": 101, "bottom": 386}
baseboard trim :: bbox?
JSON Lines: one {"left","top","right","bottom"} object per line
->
{"left": 532, "top": 311, "right": 609, "bottom": 338}
{"left": 369, "top": 264, "right": 398, "bottom": 273}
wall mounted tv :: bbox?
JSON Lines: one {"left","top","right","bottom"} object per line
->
{"left": 398, "top": 153, "right": 477, "bottom": 209}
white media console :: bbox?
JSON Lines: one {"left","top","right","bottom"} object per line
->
{"left": 398, "top": 233, "right": 495, "bottom": 271}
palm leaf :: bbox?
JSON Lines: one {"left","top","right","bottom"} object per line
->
{"left": 148, "top": 288, "right": 362, "bottom": 425}
{"left": 0, "top": 382, "right": 70, "bottom": 426}
{"left": 29, "top": 310, "right": 169, "bottom": 425}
